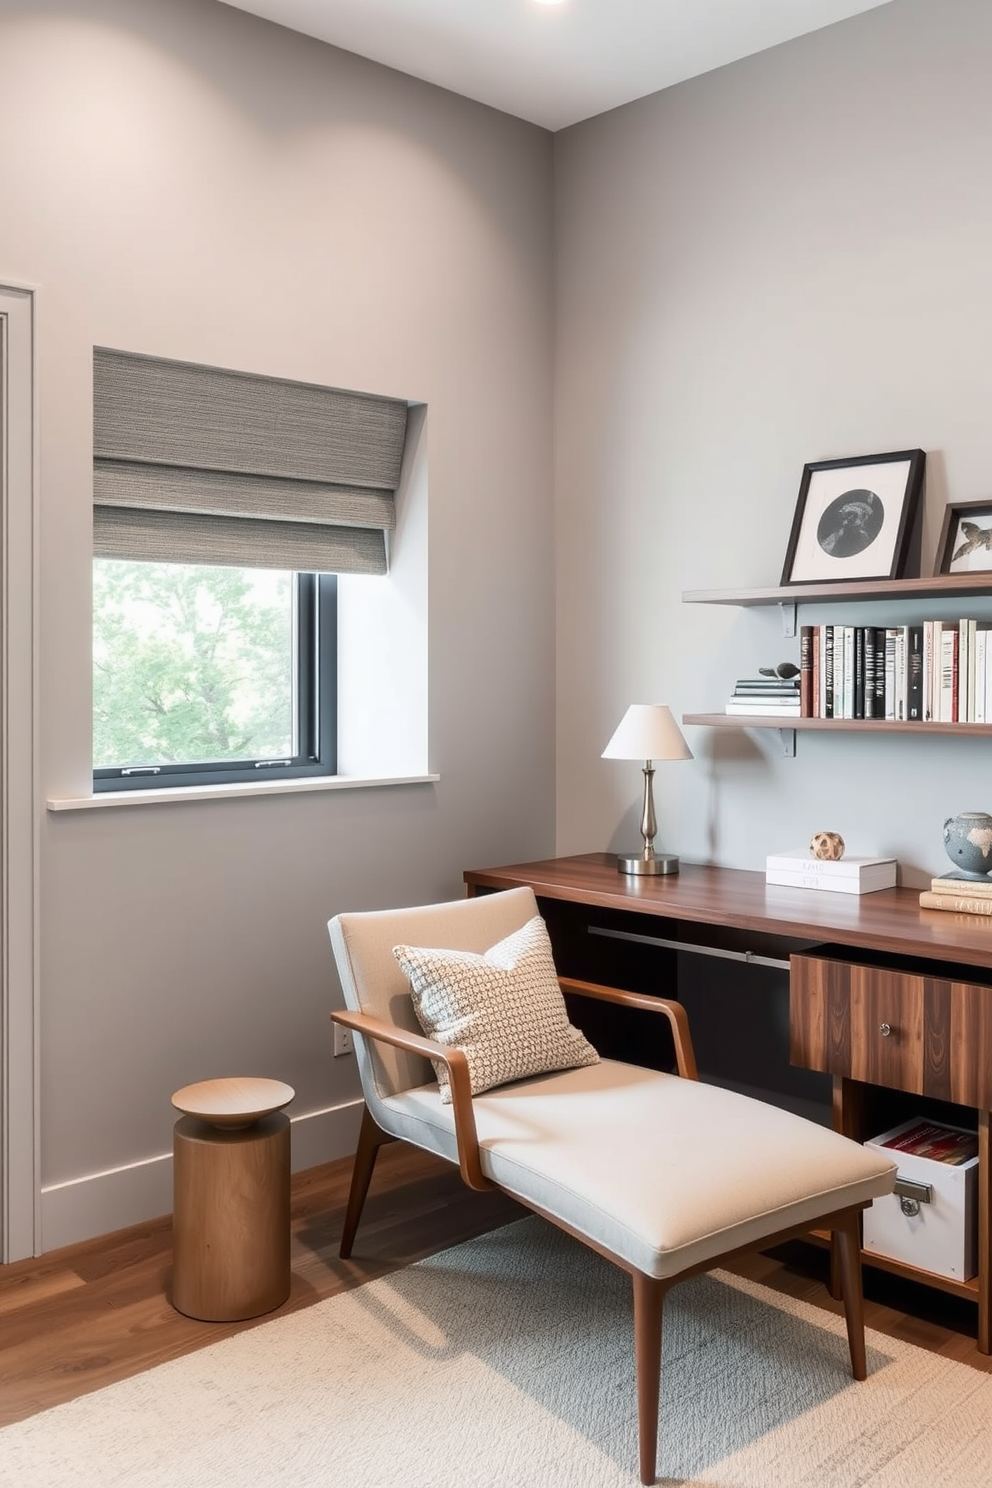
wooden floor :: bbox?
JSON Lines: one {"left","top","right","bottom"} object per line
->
{"left": 1, "top": 1144, "right": 990, "bottom": 1428}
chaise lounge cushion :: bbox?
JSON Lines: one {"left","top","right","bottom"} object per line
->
{"left": 393, "top": 915, "right": 599, "bottom": 1102}
{"left": 376, "top": 1059, "right": 896, "bottom": 1279}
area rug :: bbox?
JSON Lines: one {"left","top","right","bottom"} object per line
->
{"left": 2, "top": 1217, "right": 991, "bottom": 1487}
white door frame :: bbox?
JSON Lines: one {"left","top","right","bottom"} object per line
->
{"left": 1, "top": 283, "right": 40, "bottom": 1262}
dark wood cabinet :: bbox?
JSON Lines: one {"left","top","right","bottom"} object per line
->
{"left": 791, "top": 951, "right": 992, "bottom": 1109}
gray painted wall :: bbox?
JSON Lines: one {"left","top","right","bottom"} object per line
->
{"left": 554, "top": 0, "right": 992, "bottom": 883}
{"left": 5, "top": 0, "right": 991, "bottom": 1253}
{"left": 0, "top": 0, "right": 555, "bottom": 1245}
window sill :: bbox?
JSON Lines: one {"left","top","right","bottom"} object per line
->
{"left": 47, "top": 773, "right": 440, "bottom": 811}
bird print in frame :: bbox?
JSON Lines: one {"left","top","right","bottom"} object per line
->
{"left": 938, "top": 501, "right": 992, "bottom": 574}
{"left": 953, "top": 521, "right": 992, "bottom": 562}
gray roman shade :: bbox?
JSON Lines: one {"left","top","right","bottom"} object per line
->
{"left": 93, "top": 349, "right": 409, "bottom": 575}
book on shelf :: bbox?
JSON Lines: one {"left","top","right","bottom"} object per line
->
{"left": 873, "top": 626, "right": 886, "bottom": 717}
{"left": 780, "top": 618, "right": 992, "bottom": 726}
{"left": 919, "top": 890, "right": 992, "bottom": 915}
{"left": 731, "top": 681, "right": 800, "bottom": 693}
{"left": 977, "top": 628, "right": 988, "bottom": 724}
{"left": 765, "top": 850, "right": 897, "bottom": 893}
{"left": 929, "top": 873, "right": 992, "bottom": 896}
{"left": 823, "top": 625, "right": 834, "bottom": 718}
{"left": 726, "top": 691, "right": 800, "bottom": 701}
{"left": 884, "top": 627, "right": 897, "bottom": 721}
{"left": 907, "top": 624, "right": 923, "bottom": 721}
{"left": 831, "top": 625, "right": 844, "bottom": 719}
{"left": 725, "top": 700, "right": 800, "bottom": 716}
{"left": 850, "top": 624, "right": 862, "bottom": 717}
{"left": 894, "top": 625, "right": 907, "bottom": 721}
{"left": 966, "top": 620, "right": 992, "bottom": 722}
{"left": 863, "top": 625, "right": 878, "bottom": 719}
{"left": 799, "top": 626, "right": 813, "bottom": 716}
{"left": 841, "top": 624, "right": 855, "bottom": 719}
{"left": 961, "top": 618, "right": 975, "bottom": 722}
{"left": 939, "top": 624, "right": 958, "bottom": 721}
{"left": 922, "top": 621, "right": 935, "bottom": 721}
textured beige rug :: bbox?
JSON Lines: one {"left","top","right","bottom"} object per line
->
{"left": 2, "top": 1218, "right": 991, "bottom": 1487}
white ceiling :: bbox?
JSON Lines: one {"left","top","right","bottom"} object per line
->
{"left": 218, "top": 0, "right": 895, "bottom": 131}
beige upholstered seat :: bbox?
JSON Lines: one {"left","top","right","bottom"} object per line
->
{"left": 328, "top": 886, "right": 896, "bottom": 1486}
{"left": 381, "top": 1065, "right": 893, "bottom": 1280}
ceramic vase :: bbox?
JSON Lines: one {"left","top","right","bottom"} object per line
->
{"left": 942, "top": 811, "right": 992, "bottom": 877}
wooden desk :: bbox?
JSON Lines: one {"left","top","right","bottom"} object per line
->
{"left": 466, "top": 852, "right": 992, "bottom": 970}
{"left": 464, "top": 852, "right": 992, "bottom": 1351}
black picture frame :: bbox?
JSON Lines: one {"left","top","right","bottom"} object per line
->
{"left": 780, "top": 449, "right": 925, "bottom": 586}
{"left": 934, "top": 498, "right": 992, "bottom": 576}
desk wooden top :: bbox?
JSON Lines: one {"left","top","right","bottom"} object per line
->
{"left": 464, "top": 852, "right": 992, "bottom": 973}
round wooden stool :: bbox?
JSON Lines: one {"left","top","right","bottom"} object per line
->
{"left": 170, "top": 1077, "right": 295, "bottom": 1322}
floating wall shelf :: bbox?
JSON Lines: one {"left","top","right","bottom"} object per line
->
{"left": 682, "top": 575, "right": 992, "bottom": 752}
{"left": 683, "top": 574, "right": 992, "bottom": 607}
{"left": 683, "top": 714, "right": 992, "bottom": 737}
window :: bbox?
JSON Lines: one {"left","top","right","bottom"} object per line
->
{"left": 93, "top": 563, "right": 336, "bottom": 790}
{"left": 92, "top": 348, "right": 408, "bottom": 792}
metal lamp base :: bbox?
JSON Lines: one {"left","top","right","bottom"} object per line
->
{"left": 616, "top": 853, "right": 680, "bottom": 876}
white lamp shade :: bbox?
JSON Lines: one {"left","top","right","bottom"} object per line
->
{"left": 601, "top": 704, "right": 693, "bottom": 762}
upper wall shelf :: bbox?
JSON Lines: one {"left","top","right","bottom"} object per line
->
{"left": 682, "top": 714, "right": 992, "bottom": 737}
{"left": 683, "top": 574, "right": 992, "bottom": 607}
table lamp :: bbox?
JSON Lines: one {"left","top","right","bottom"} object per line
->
{"left": 601, "top": 703, "right": 693, "bottom": 875}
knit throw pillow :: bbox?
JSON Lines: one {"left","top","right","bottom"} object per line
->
{"left": 392, "top": 915, "right": 599, "bottom": 1103}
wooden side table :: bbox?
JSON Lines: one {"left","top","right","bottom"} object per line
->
{"left": 170, "top": 1077, "right": 295, "bottom": 1322}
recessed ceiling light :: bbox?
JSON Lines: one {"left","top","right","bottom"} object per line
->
{"left": 532, "top": 0, "right": 568, "bottom": 6}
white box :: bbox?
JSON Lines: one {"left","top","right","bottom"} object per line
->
{"left": 765, "top": 850, "right": 897, "bottom": 895}
{"left": 863, "top": 1118, "right": 979, "bottom": 1281}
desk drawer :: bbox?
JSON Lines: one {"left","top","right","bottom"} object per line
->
{"left": 790, "top": 952, "right": 992, "bottom": 1108}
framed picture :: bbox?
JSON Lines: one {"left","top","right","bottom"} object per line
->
{"left": 935, "top": 498, "right": 992, "bottom": 575}
{"left": 780, "top": 449, "right": 925, "bottom": 586}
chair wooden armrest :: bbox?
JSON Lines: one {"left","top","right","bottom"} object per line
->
{"left": 557, "top": 978, "right": 699, "bottom": 1081}
{"left": 331, "top": 1009, "right": 491, "bottom": 1191}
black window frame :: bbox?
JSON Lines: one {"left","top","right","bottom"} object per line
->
{"left": 93, "top": 571, "right": 337, "bottom": 792}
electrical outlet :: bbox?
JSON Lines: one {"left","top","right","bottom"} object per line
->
{"left": 333, "top": 1023, "right": 354, "bottom": 1058}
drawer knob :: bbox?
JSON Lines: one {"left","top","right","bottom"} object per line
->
{"left": 879, "top": 1022, "right": 892, "bottom": 1037}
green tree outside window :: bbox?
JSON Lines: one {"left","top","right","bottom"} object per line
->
{"left": 93, "top": 561, "right": 296, "bottom": 769}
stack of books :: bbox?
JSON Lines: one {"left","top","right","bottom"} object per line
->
{"left": 725, "top": 676, "right": 800, "bottom": 719}
{"left": 919, "top": 873, "right": 992, "bottom": 916}
{"left": 765, "top": 849, "right": 898, "bottom": 895}
{"left": 798, "top": 620, "right": 992, "bottom": 722}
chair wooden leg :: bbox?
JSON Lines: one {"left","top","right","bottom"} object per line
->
{"left": 633, "top": 1270, "right": 666, "bottom": 1486}
{"left": 828, "top": 1233, "right": 843, "bottom": 1301}
{"left": 340, "top": 1106, "right": 394, "bottom": 1259}
{"left": 834, "top": 1212, "right": 867, "bottom": 1381}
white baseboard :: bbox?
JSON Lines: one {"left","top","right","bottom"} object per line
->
{"left": 39, "top": 1099, "right": 365, "bottom": 1254}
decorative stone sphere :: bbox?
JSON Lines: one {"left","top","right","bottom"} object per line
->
{"left": 809, "top": 831, "right": 845, "bottom": 861}
{"left": 943, "top": 812, "right": 992, "bottom": 877}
